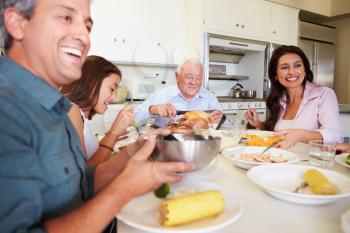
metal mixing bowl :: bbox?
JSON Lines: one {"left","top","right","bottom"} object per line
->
{"left": 155, "top": 134, "right": 221, "bottom": 171}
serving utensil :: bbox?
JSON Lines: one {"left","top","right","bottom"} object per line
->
{"left": 175, "top": 110, "right": 214, "bottom": 115}
{"left": 259, "top": 141, "right": 278, "bottom": 155}
{"left": 293, "top": 182, "right": 308, "bottom": 193}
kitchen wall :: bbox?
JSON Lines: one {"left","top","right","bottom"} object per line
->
{"left": 331, "top": 17, "right": 350, "bottom": 104}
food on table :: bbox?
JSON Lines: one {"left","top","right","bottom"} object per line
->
{"left": 346, "top": 154, "right": 350, "bottom": 165}
{"left": 168, "top": 111, "right": 210, "bottom": 134}
{"left": 238, "top": 153, "right": 287, "bottom": 163}
{"left": 244, "top": 134, "right": 282, "bottom": 147}
{"left": 154, "top": 183, "right": 170, "bottom": 198}
{"left": 304, "top": 169, "right": 337, "bottom": 195}
{"left": 159, "top": 190, "right": 224, "bottom": 227}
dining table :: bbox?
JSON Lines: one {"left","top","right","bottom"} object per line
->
{"left": 117, "top": 142, "right": 350, "bottom": 233}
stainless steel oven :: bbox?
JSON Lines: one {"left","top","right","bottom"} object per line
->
{"left": 218, "top": 98, "right": 266, "bottom": 130}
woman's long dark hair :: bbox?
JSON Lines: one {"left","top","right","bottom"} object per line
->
{"left": 61, "top": 55, "right": 121, "bottom": 119}
{"left": 264, "top": 45, "right": 313, "bottom": 130}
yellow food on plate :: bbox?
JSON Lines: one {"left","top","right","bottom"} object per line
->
{"left": 304, "top": 169, "right": 337, "bottom": 195}
{"left": 159, "top": 190, "right": 225, "bottom": 227}
{"left": 245, "top": 134, "right": 282, "bottom": 147}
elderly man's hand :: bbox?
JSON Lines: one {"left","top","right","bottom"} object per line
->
{"left": 209, "top": 110, "right": 223, "bottom": 124}
{"left": 149, "top": 103, "right": 177, "bottom": 117}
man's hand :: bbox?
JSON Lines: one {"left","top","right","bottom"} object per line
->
{"left": 149, "top": 103, "right": 177, "bottom": 117}
{"left": 209, "top": 110, "right": 223, "bottom": 124}
{"left": 117, "top": 132, "right": 195, "bottom": 198}
{"left": 123, "top": 128, "right": 171, "bottom": 158}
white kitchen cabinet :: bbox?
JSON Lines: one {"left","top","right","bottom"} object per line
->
{"left": 186, "top": 0, "right": 299, "bottom": 59}
{"left": 89, "top": 0, "right": 186, "bottom": 64}
{"left": 203, "top": 0, "right": 271, "bottom": 42}
{"left": 270, "top": 3, "right": 299, "bottom": 45}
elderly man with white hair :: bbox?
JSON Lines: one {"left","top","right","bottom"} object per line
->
{"left": 135, "top": 58, "right": 223, "bottom": 127}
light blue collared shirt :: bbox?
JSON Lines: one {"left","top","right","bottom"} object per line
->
{"left": 135, "top": 84, "right": 222, "bottom": 127}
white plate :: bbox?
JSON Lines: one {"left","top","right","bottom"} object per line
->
{"left": 221, "top": 146, "right": 299, "bottom": 169}
{"left": 117, "top": 180, "right": 243, "bottom": 233}
{"left": 247, "top": 164, "right": 350, "bottom": 205}
{"left": 335, "top": 153, "right": 350, "bottom": 169}
{"left": 245, "top": 129, "right": 275, "bottom": 137}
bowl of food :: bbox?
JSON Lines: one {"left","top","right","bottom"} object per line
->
{"left": 155, "top": 134, "right": 221, "bottom": 172}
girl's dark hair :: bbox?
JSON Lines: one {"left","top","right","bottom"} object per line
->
{"left": 264, "top": 45, "right": 313, "bottom": 130}
{"left": 61, "top": 55, "right": 121, "bottom": 119}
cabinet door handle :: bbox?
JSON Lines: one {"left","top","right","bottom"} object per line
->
{"left": 235, "top": 24, "right": 240, "bottom": 27}
{"left": 272, "top": 30, "right": 277, "bottom": 34}
{"left": 241, "top": 24, "right": 245, "bottom": 28}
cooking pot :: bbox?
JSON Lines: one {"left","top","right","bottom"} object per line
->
{"left": 243, "top": 90, "right": 256, "bottom": 99}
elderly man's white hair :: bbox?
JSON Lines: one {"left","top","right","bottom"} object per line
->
{"left": 176, "top": 58, "right": 203, "bottom": 74}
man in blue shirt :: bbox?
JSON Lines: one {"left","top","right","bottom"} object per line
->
{"left": 0, "top": 1, "right": 193, "bottom": 232}
{"left": 135, "top": 58, "right": 223, "bottom": 127}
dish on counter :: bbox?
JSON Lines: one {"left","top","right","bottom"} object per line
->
{"left": 335, "top": 153, "right": 350, "bottom": 169}
{"left": 247, "top": 164, "right": 350, "bottom": 205}
{"left": 221, "top": 146, "right": 299, "bottom": 169}
{"left": 117, "top": 180, "right": 243, "bottom": 233}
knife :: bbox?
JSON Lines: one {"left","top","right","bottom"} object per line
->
{"left": 176, "top": 110, "right": 214, "bottom": 115}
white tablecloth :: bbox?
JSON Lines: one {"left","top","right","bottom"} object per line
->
{"left": 118, "top": 143, "right": 350, "bottom": 233}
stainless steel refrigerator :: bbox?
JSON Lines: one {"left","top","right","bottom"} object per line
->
{"left": 298, "top": 21, "right": 336, "bottom": 88}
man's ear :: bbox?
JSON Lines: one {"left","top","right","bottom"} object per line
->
{"left": 3, "top": 7, "right": 27, "bottom": 41}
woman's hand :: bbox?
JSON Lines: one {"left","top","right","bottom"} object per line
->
{"left": 336, "top": 143, "right": 350, "bottom": 153}
{"left": 108, "top": 105, "right": 135, "bottom": 137}
{"left": 274, "top": 129, "right": 302, "bottom": 149}
{"left": 245, "top": 108, "right": 263, "bottom": 129}
{"left": 275, "top": 129, "right": 322, "bottom": 149}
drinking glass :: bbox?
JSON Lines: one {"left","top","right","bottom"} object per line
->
{"left": 308, "top": 140, "right": 336, "bottom": 169}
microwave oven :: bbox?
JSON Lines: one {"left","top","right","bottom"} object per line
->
{"left": 124, "top": 78, "right": 164, "bottom": 100}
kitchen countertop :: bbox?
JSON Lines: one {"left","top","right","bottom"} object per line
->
{"left": 339, "top": 104, "right": 350, "bottom": 114}
{"left": 117, "top": 142, "right": 350, "bottom": 233}
{"left": 218, "top": 96, "right": 265, "bottom": 102}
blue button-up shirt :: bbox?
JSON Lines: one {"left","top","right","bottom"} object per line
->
{"left": 135, "top": 84, "right": 222, "bottom": 127}
{"left": 0, "top": 57, "right": 95, "bottom": 233}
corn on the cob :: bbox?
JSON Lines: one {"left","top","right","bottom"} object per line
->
{"left": 159, "top": 190, "right": 225, "bottom": 227}
{"left": 304, "top": 169, "right": 337, "bottom": 195}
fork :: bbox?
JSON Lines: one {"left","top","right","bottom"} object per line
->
{"left": 134, "top": 122, "right": 141, "bottom": 136}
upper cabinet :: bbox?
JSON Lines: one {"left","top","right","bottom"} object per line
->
{"left": 270, "top": 3, "right": 299, "bottom": 45}
{"left": 89, "top": 0, "right": 187, "bottom": 64}
{"left": 203, "top": 0, "right": 271, "bottom": 42}
{"left": 186, "top": 0, "right": 299, "bottom": 58}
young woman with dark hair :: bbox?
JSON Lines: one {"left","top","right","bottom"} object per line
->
{"left": 62, "top": 55, "right": 135, "bottom": 165}
{"left": 245, "top": 45, "right": 342, "bottom": 148}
